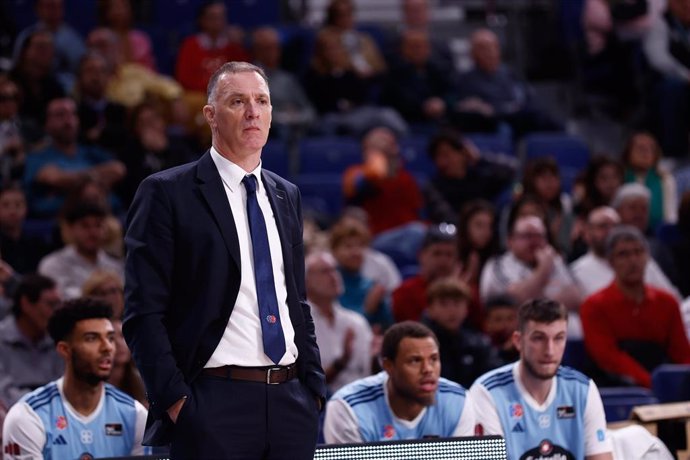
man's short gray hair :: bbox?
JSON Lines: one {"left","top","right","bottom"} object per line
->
{"left": 611, "top": 183, "right": 651, "bottom": 209}
{"left": 206, "top": 61, "right": 269, "bottom": 103}
{"left": 604, "top": 224, "right": 648, "bottom": 258}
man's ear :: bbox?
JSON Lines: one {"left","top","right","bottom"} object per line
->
{"left": 202, "top": 104, "right": 215, "bottom": 129}
{"left": 381, "top": 357, "right": 393, "bottom": 375}
{"left": 512, "top": 330, "right": 522, "bottom": 353}
{"left": 56, "top": 341, "right": 70, "bottom": 360}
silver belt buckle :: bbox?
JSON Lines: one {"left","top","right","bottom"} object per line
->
{"left": 266, "top": 366, "right": 282, "bottom": 384}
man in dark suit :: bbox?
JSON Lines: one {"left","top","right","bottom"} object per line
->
{"left": 123, "top": 61, "right": 325, "bottom": 459}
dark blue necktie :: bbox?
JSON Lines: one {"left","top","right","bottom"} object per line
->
{"left": 242, "top": 174, "right": 286, "bottom": 364}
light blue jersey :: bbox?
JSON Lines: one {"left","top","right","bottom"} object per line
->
{"left": 471, "top": 363, "right": 612, "bottom": 460}
{"left": 2, "top": 378, "right": 149, "bottom": 460}
{"left": 324, "top": 371, "right": 475, "bottom": 443}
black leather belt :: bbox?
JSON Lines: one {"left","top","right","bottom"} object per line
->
{"left": 202, "top": 364, "right": 297, "bottom": 384}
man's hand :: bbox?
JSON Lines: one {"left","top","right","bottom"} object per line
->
{"left": 167, "top": 396, "right": 187, "bottom": 423}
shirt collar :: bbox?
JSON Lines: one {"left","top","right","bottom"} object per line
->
{"left": 210, "top": 146, "right": 263, "bottom": 193}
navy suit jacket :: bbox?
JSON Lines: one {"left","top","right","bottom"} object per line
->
{"left": 122, "top": 151, "right": 326, "bottom": 445}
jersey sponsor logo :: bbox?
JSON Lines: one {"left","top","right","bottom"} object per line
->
{"left": 556, "top": 406, "right": 575, "bottom": 419}
{"left": 56, "top": 415, "right": 68, "bottom": 430}
{"left": 105, "top": 423, "right": 123, "bottom": 436}
{"left": 81, "top": 429, "right": 94, "bottom": 444}
{"left": 510, "top": 403, "right": 524, "bottom": 419}
{"left": 52, "top": 435, "right": 68, "bottom": 445}
{"left": 519, "top": 439, "right": 575, "bottom": 460}
{"left": 538, "top": 414, "right": 551, "bottom": 428}
{"left": 382, "top": 424, "right": 395, "bottom": 439}
{"left": 474, "top": 423, "right": 484, "bottom": 436}
{"left": 4, "top": 442, "right": 21, "bottom": 455}
{"left": 512, "top": 421, "right": 525, "bottom": 433}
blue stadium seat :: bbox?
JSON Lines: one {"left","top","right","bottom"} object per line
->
{"left": 599, "top": 387, "right": 659, "bottom": 422}
{"left": 465, "top": 132, "right": 515, "bottom": 157}
{"left": 261, "top": 140, "right": 291, "bottom": 179}
{"left": 298, "top": 137, "right": 361, "bottom": 175}
{"left": 523, "top": 132, "right": 590, "bottom": 170}
{"left": 400, "top": 135, "right": 434, "bottom": 178}
{"left": 651, "top": 364, "right": 690, "bottom": 403}
{"left": 294, "top": 173, "right": 343, "bottom": 219}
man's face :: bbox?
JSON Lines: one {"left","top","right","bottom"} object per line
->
{"left": 384, "top": 336, "right": 440, "bottom": 407}
{"left": 332, "top": 236, "right": 366, "bottom": 272}
{"left": 0, "top": 189, "right": 27, "bottom": 231}
{"left": 670, "top": 0, "right": 690, "bottom": 25}
{"left": 203, "top": 71, "right": 272, "bottom": 160}
{"left": 403, "top": 0, "right": 429, "bottom": 28}
{"left": 45, "top": 98, "right": 79, "bottom": 145}
{"left": 515, "top": 319, "right": 567, "bottom": 380}
{"left": 585, "top": 208, "right": 620, "bottom": 256}
{"left": 78, "top": 57, "right": 109, "bottom": 99}
{"left": 616, "top": 197, "right": 649, "bottom": 232}
{"left": 419, "top": 242, "right": 457, "bottom": 281}
{"left": 432, "top": 141, "right": 467, "bottom": 178}
{"left": 199, "top": 2, "right": 227, "bottom": 37}
{"left": 252, "top": 29, "right": 281, "bottom": 69}
{"left": 471, "top": 31, "right": 501, "bottom": 73}
{"left": 426, "top": 297, "right": 468, "bottom": 332}
{"left": 401, "top": 31, "right": 431, "bottom": 66}
{"left": 608, "top": 238, "right": 647, "bottom": 287}
{"left": 36, "top": 0, "right": 64, "bottom": 27}
{"left": 71, "top": 216, "right": 105, "bottom": 255}
{"left": 306, "top": 254, "right": 344, "bottom": 301}
{"left": 508, "top": 217, "right": 547, "bottom": 265}
{"left": 23, "top": 287, "right": 61, "bottom": 334}
{"left": 484, "top": 306, "right": 518, "bottom": 346}
{"left": 65, "top": 318, "right": 115, "bottom": 386}
{"left": 25, "top": 32, "right": 54, "bottom": 74}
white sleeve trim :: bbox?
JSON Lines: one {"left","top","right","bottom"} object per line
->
{"left": 2, "top": 401, "right": 46, "bottom": 460}
{"left": 584, "top": 380, "right": 614, "bottom": 456}
{"left": 130, "top": 400, "right": 149, "bottom": 455}
{"left": 323, "top": 399, "right": 363, "bottom": 444}
{"left": 468, "top": 383, "right": 504, "bottom": 437}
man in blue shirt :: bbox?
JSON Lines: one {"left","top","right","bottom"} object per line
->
{"left": 2, "top": 297, "right": 148, "bottom": 459}
{"left": 324, "top": 321, "right": 474, "bottom": 443}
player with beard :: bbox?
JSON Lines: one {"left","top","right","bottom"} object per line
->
{"left": 323, "top": 321, "right": 474, "bottom": 443}
{"left": 470, "top": 298, "right": 613, "bottom": 460}
{"left": 2, "top": 298, "right": 148, "bottom": 459}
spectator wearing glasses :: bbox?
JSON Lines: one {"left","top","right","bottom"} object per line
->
{"left": 480, "top": 216, "right": 582, "bottom": 337}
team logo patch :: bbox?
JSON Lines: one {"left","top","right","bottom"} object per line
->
{"left": 56, "top": 415, "right": 67, "bottom": 430}
{"left": 510, "top": 403, "right": 524, "bottom": 419}
{"left": 80, "top": 430, "right": 93, "bottom": 444}
{"left": 538, "top": 414, "right": 551, "bottom": 428}
{"left": 597, "top": 429, "right": 606, "bottom": 442}
{"left": 557, "top": 406, "right": 575, "bottom": 419}
{"left": 382, "top": 424, "right": 395, "bottom": 439}
{"left": 519, "top": 439, "right": 575, "bottom": 460}
{"left": 52, "top": 435, "right": 67, "bottom": 445}
{"left": 105, "top": 423, "right": 123, "bottom": 436}
{"left": 3, "top": 442, "right": 21, "bottom": 455}
{"left": 474, "top": 423, "right": 484, "bottom": 436}
{"left": 78, "top": 453, "right": 94, "bottom": 460}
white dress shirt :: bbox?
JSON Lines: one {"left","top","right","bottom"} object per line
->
{"left": 205, "top": 147, "right": 297, "bottom": 367}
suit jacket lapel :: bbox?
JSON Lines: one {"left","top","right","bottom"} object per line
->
{"left": 196, "top": 151, "right": 241, "bottom": 270}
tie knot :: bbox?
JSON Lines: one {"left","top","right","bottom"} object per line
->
{"left": 243, "top": 174, "right": 258, "bottom": 194}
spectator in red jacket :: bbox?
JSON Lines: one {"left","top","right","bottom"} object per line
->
{"left": 581, "top": 225, "right": 690, "bottom": 387}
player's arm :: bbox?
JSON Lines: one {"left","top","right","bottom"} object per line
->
{"left": 323, "top": 399, "right": 363, "bottom": 444}
{"left": 130, "top": 400, "right": 152, "bottom": 455}
{"left": 468, "top": 383, "right": 504, "bottom": 436}
{"left": 2, "top": 402, "right": 46, "bottom": 460}
{"left": 451, "top": 393, "right": 476, "bottom": 437}
{"left": 584, "top": 380, "right": 614, "bottom": 460}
